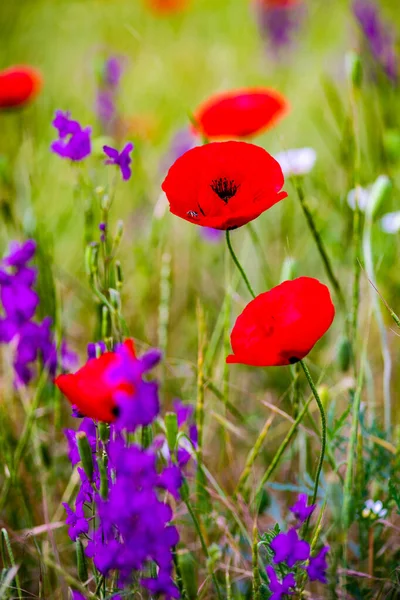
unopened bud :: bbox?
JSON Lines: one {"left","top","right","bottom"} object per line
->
{"left": 345, "top": 51, "right": 363, "bottom": 89}
{"left": 114, "top": 220, "right": 124, "bottom": 245}
{"left": 98, "top": 422, "right": 109, "bottom": 444}
{"left": 366, "top": 175, "right": 392, "bottom": 219}
{"left": 97, "top": 455, "right": 109, "bottom": 500}
{"left": 115, "top": 261, "right": 123, "bottom": 290}
{"left": 77, "top": 432, "right": 94, "bottom": 482}
{"left": 336, "top": 336, "right": 352, "bottom": 372}
{"left": 109, "top": 288, "right": 121, "bottom": 312}
{"left": 165, "top": 412, "right": 179, "bottom": 452}
{"left": 317, "top": 385, "right": 330, "bottom": 409}
{"left": 101, "top": 305, "right": 111, "bottom": 339}
{"left": 76, "top": 538, "right": 88, "bottom": 582}
{"left": 84, "top": 243, "right": 99, "bottom": 277}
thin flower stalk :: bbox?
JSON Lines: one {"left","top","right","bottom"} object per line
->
{"left": 235, "top": 415, "right": 274, "bottom": 497}
{"left": 294, "top": 181, "right": 345, "bottom": 311}
{"left": 225, "top": 229, "right": 256, "bottom": 299}
{"left": 363, "top": 213, "right": 392, "bottom": 433}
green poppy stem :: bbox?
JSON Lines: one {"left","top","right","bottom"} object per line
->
{"left": 225, "top": 229, "right": 256, "bottom": 299}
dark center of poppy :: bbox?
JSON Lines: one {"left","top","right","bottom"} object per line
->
{"left": 289, "top": 356, "right": 300, "bottom": 364}
{"left": 210, "top": 178, "right": 239, "bottom": 203}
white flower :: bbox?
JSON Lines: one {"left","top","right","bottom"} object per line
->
{"left": 362, "top": 499, "right": 387, "bottom": 519}
{"left": 347, "top": 185, "right": 371, "bottom": 211}
{"left": 274, "top": 147, "right": 317, "bottom": 177}
{"left": 380, "top": 211, "right": 400, "bottom": 234}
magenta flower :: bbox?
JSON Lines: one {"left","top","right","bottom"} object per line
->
{"left": 307, "top": 546, "right": 329, "bottom": 583}
{"left": 266, "top": 566, "right": 296, "bottom": 600}
{"left": 103, "top": 142, "right": 134, "bottom": 181}
{"left": 289, "top": 493, "right": 316, "bottom": 525}
{"left": 270, "top": 528, "right": 310, "bottom": 567}
{"left": 51, "top": 110, "right": 91, "bottom": 161}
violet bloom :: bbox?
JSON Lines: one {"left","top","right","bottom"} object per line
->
{"left": 270, "top": 528, "right": 310, "bottom": 567}
{"left": 103, "top": 143, "right": 134, "bottom": 181}
{"left": 109, "top": 343, "right": 162, "bottom": 432}
{"left": 289, "top": 493, "right": 316, "bottom": 525}
{"left": 307, "top": 546, "right": 329, "bottom": 583}
{"left": 353, "top": 0, "right": 397, "bottom": 81}
{"left": 63, "top": 501, "right": 89, "bottom": 541}
{"left": 104, "top": 56, "right": 123, "bottom": 88}
{"left": 0, "top": 241, "right": 57, "bottom": 385}
{"left": 51, "top": 110, "right": 91, "bottom": 161}
{"left": 266, "top": 566, "right": 296, "bottom": 600}
{"left": 96, "top": 56, "right": 124, "bottom": 135}
{"left": 254, "top": 0, "right": 304, "bottom": 57}
{"left": 86, "top": 438, "right": 180, "bottom": 597}
{"left": 172, "top": 399, "right": 198, "bottom": 467}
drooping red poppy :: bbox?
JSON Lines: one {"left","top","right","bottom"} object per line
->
{"left": 55, "top": 339, "right": 136, "bottom": 422}
{"left": 193, "top": 87, "right": 289, "bottom": 139}
{"left": 227, "top": 277, "right": 335, "bottom": 366}
{"left": 0, "top": 65, "right": 42, "bottom": 109}
{"left": 161, "top": 141, "right": 287, "bottom": 230}
{"left": 145, "top": 0, "right": 189, "bottom": 14}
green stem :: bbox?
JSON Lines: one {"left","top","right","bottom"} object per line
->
{"left": 299, "top": 360, "right": 326, "bottom": 507}
{"left": 183, "top": 495, "right": 223, "bottom": 600}
{"left": 252, "top": 524, "right": 261, "bottom": 600}
{"left": 1, "top": 529, "right": 22, "bottom": 600}
{"left": 295, "top": 182, "right": 345, "bottom": 311}
{"left": 254, "top": 394, "right": 313, "bottom": 500}
{"left": 225, "top": 230, "right": 256, "bottom": 299}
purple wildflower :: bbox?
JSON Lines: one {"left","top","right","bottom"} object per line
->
{"left": 173, "top": 398, "right": 194, "bottom": 427}
{"left": 86, "top": 438, "right": 180, "bottom": 597}
{"left": 266, "top": 566, "right": 296, "bottom": 600}
{"left": 96, "top": 56, "right": 124, "bottom": 135}
{"left": 307, "top": 546, "right": 329, "bottom": 583}
{"left": 104, "top": 57, "right": 123, "bottom": 88}
{"left": 109, "top": 344, "right": 162, "bottom": 432}
{"left": 60, "top": 341, "right": 79, "bottom": 372}
{"left": 270, "top": 528, "right": 310, "bottom": 567}
{"left": 63, "top": 501, "right": 89, "bottom": 541}
{"left": 103, "top": 143, "right": 134, "bottom": 181}
{"left": 65, "top": 418, "right": 97, "bottom": 466}
{"left": 71, "top": 592, "right": 87, "bottom": 600}
{"left": 0, "top": 241, "right": 57, "bottom": 385}
{"left": 96, "top": 91, "right": 116, "bottom": 130}
{"left": 51, "top": 111, "right": 91, "bottom": 161}
{"left": 162, "top": 127, "right": 198, "bottom": 173}
{"left": 353, "top": 0, "right": 398, "bottom": 81}
{"left": 289, "top": 493, "right": 316, "bottom": 525}
{"left": 254, "top": 0, "right": 304, "bottom": 57}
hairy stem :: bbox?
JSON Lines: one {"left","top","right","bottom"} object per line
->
{"left": 226, "top": 229, "right": 256, "bottom": 299}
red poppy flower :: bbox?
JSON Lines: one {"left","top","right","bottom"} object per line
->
{"left": 55, "top": 340, "right": 136, "bottom": 422}
{"left": 161, "top": 141, "right": 287, "bottom": 230}
{"left": 0, "top": 65, "right": 42, "bottom": 109}
{"left": 193, "top": 87, "right": 289, "bottom": 139}
{"left": 227, "top": 277, "right": 335, "bottom": 366}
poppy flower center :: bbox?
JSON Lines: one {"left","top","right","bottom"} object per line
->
{"left": 210, "top": 177, "right": 240, "bottom": 203}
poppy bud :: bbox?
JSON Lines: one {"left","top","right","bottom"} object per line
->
{"left": 336, "top": 336, "right": 352, "bottom": 372}
{"left": 365, "top": 175, "right": 392, "bottom": 220}
{"left": 97, "top": 455, "right": 109, "bottom": 500}
{"left": 345, "top": 52, "right": 363, "bottom": 90}
{"left": 280, "top": 257, "right": 297, "bottom": 282}
{"left": 76, "top": 431, "right": 94, "bottom": 482}
{"left": 76, "top": 538, "right": 88, "bottom": 582}
{"left": 165, "top": 412, "right": 179, "bottom": 452}
{"left": 85, "top": 243, "right": 99, "bottom": 277}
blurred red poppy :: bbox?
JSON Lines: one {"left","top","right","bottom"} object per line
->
{"left": 0, "top": 65, "right": 42, "bottom": 109}
{"left": 55, "top": 340, "right": 136, "bottom": 422}
{"left": 162, "top": 141, "right": 286, "bottom": 230}
{"left": 193, "top": 87, "right": 289, "bottom": 139}
{"left": 227, "top": 277, "right": 335, "bottom": 366}
{"left": 256, "top": 0, "right": 299, "bottom": 7}
{"left": 145, "top": 0, "right": 189, "bottom": 14}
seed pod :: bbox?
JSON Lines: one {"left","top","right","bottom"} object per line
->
{"left": 165, "top": 412, "right": 178, "bottom": 452}
{"left": 76, "top": 432, "right": 94, "bottom": 482}
{"left": 336, "top": 336, "right": 352, "bottom": 372}
{"left": 98, "top": 422, "right": 110, "bottom": 444}
{"left": 76, "top": 539, "right": 88, "bottom": 582}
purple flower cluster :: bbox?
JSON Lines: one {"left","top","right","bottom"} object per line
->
{"left": 51, "top": 111, "right": 92, "bottom": 161}
{"left": 353, "top": 0, "right": 398, "bottom": 81}
{"left": 96, "top": 56, "right": 124, "bottom": 135}
{"left": 254, "top": 0, "right": 304, "bottom": 58}
{"left": 264, "top": 494, "right": 329, "bottom": 597}
{"left": 0, "top": 240, "right": 57, "bottom": 384}
{"left": 172, "top": 399, "right": 198, "bottom": 467}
